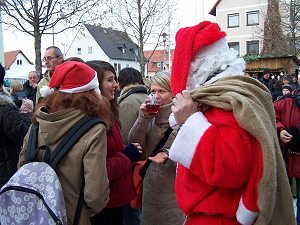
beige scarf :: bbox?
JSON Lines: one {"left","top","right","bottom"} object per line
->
{"left": 190, "top": 75, "right": 295, "bottom": 225}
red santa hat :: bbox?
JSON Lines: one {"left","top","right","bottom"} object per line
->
{"left": 40, "top": 61, "right": 100, "bottom": 97}
{"left": 171, "top": 21, "right": 245, "bottom": 95}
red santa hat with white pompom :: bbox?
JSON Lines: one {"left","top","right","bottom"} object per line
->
{"left": 40, "top": 61, "right": 100, "bottom": 97}
{"left": 171, "top": 21, "right": 226, "bottom": 95}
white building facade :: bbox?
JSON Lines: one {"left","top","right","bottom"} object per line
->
{"left": 66, "top": 25, "right": 140, "bottom": 75}
{"left": 211, "top": 0, "right": 268, "bottom": 56}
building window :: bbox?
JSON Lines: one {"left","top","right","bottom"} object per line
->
{"left": 77, "top": 47, "right": 81, "bottom": 55}
{"left": 247, "top": 40, "right": 259, "bottom": 54}
{"left": 16, "top": 59, "right": 22, "bottom": 65}
{"left": 228, "top": 42, "right": 240, "bottom": 54}
{"left": 88, "top": 47, "right": 92, "bottom": 54}
{"left": 114, "top": 63, "right": 122, "bottom": 73}
{"left": 122, "top": 48, "right": 126, "bottom": 54}
{"left": 228, "top": 13, "right": 239, "bottom": 28}
{"left": 247, "top": 11, "right": 259, "bottom": 26}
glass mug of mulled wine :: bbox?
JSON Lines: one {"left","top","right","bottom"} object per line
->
{"left": 146, "top": 94, "right": 161, "bottom": 114}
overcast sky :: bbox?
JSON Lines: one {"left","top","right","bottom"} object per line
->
{"left": 2, "top": 0, "right": 216, "bottom": 62}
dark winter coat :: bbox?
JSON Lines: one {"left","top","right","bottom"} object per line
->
{"left": 23, "top": 80, "right": 37, "bottom": 103}
{"left": 11, "top": 90, "right": 27, "bottom": 108}
{"left": 259, "top": 78, "right": 273, "bottom": 93}
{"left": 0, "top": 93, "right": 31, "bottom": 188}
{"left": 271, "top": 87, "right": 283, "bottom": 102}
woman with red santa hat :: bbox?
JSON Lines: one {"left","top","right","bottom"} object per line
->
{"left": 168, "top": 21, "right": 295, "bottom": 225}
{"left": 18, "top": 61, "right": 110, "bottom": 225}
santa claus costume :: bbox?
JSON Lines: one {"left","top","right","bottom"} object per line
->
{"left": 168, "top": 21, "right": 295, "bottom": 225}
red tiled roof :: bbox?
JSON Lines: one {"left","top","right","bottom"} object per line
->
{"left": 144, "top": 49, "right": 174, "bottom": 73}
{"left": 4, "top": 50, "right": 33, "bottom": 70}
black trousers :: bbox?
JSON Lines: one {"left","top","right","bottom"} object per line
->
{"left": 90, "top": 207, "right": 123, "bottom": 225}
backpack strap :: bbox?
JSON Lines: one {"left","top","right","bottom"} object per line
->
{"left": 24, "top": 124, "right": 39, "bottom": 164}
{"left": 49, "top": 116, "right": 105, "bottom": 169}
{"left": 73, "top": 183, "right": 85, "bottom": 225}
{"left": 49, "top": 116, "right": 104, "bottom": 225}
{"left": 119, "top": 86, "right": 148, "bottom": 102}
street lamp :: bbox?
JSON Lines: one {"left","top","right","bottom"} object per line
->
{"left": 161, "top": 32, "right": 167, "bottom": 71}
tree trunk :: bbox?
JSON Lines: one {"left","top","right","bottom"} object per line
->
{"left": 137, "top": 0, "right": 145, "bottom": 77}
{"left": 34, "top": 32, "right": 42, "bottom": 76}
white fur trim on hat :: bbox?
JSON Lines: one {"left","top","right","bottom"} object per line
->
{"left": 40, "top": 86, "right": 55, "bottom": 97}
{"left": 60, "top": 73, "right": 99, "bottom": 93}
{"left": 186, "top": 38, "right": 245, "bottom": 91}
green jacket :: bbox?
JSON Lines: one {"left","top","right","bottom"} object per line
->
{"left": 36, "top": 71, "right": 51, "bottom": 104}
{"left": 18, "top": 108, "right": 110, "bottom": 225}
{"left": 118, "top": 84, "right": 147, "bottom": 144}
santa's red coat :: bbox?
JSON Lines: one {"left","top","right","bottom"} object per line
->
{"left": 170, "top": 107, "right": 263, "bottom": 225}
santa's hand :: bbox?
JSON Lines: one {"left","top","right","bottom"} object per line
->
{"left": 280, "top": 129, "right": 293, "bottom": 143}
{"left": 171, "top": 90, "right": 198, "bottom": 126}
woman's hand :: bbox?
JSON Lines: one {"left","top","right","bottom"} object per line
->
{"left": 140, "top": 96, "right": 160, "bottom": 116}
{"left": 171, "top": 90, "right": 198, "bottom": 126}
{"left": 149, "top": 151, "right": 168, "bottom": 164}
{"left": 123, "top": 143, "right": 142, "bottom": 161}
{"left": 280, "top": 130, "right": 293, "bottom": 143}
{"left": 132, "top": 143, "right": 142, "bottom": 154}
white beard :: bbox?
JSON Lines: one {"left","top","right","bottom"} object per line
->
{"left": 186, "top": 38, "right": 245, "bottom": 91}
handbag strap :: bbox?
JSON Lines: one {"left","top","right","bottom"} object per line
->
{"left": 139, "top": 126, "right": 173, "bottom": 177}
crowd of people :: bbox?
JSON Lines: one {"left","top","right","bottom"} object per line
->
{"left": 0, "top": 20, "right": 299, "bottom": 225}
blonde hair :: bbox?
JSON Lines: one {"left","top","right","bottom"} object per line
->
{"left": 10, "top": 80, "right": 23, "bottom": 92}
{"left": 151, "top": 72, "right": 171, "bottom": 93}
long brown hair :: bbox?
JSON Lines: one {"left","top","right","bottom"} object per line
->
{"left": 85, "top": 61, "right": 120, "bottom": 127}
{"left": 33, "top": 90, "right": 111, "bottom": 128}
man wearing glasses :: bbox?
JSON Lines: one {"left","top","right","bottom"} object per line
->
{"left": 36, "top": 46, "right": 64, "bottom": 103}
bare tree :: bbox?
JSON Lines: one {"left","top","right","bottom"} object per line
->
{"left": 279, "top": 0, "right": 300, "bottom": 56}
{"left": 0, "top": 0, "right": 107, "bottom": 74}
{"left": 261, "top": 0, "right": 290, "bottom": 56}
{"left": 105, "top": 0, "right": 175, "bottom": 77}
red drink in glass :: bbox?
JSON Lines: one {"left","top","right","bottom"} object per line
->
{"left": 146, "top": 104, "right": 160, "bottom": 114}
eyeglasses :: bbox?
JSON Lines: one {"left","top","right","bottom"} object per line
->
{"left": 42, "top": 56, "right": 58, "bottom": 62}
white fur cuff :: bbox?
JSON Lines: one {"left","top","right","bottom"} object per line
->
{"left": 168, "top": 112, "right": 181, "bottom": 131}
{"left": 169, "top": 112, "right": 211, "bottom": 169}
{"left": 236, "top": 198, "right": 258, "bottom": 225}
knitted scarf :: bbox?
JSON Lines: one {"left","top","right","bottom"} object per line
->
{"left": 190, "top": 75, "right": 295, "bottom": 225}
